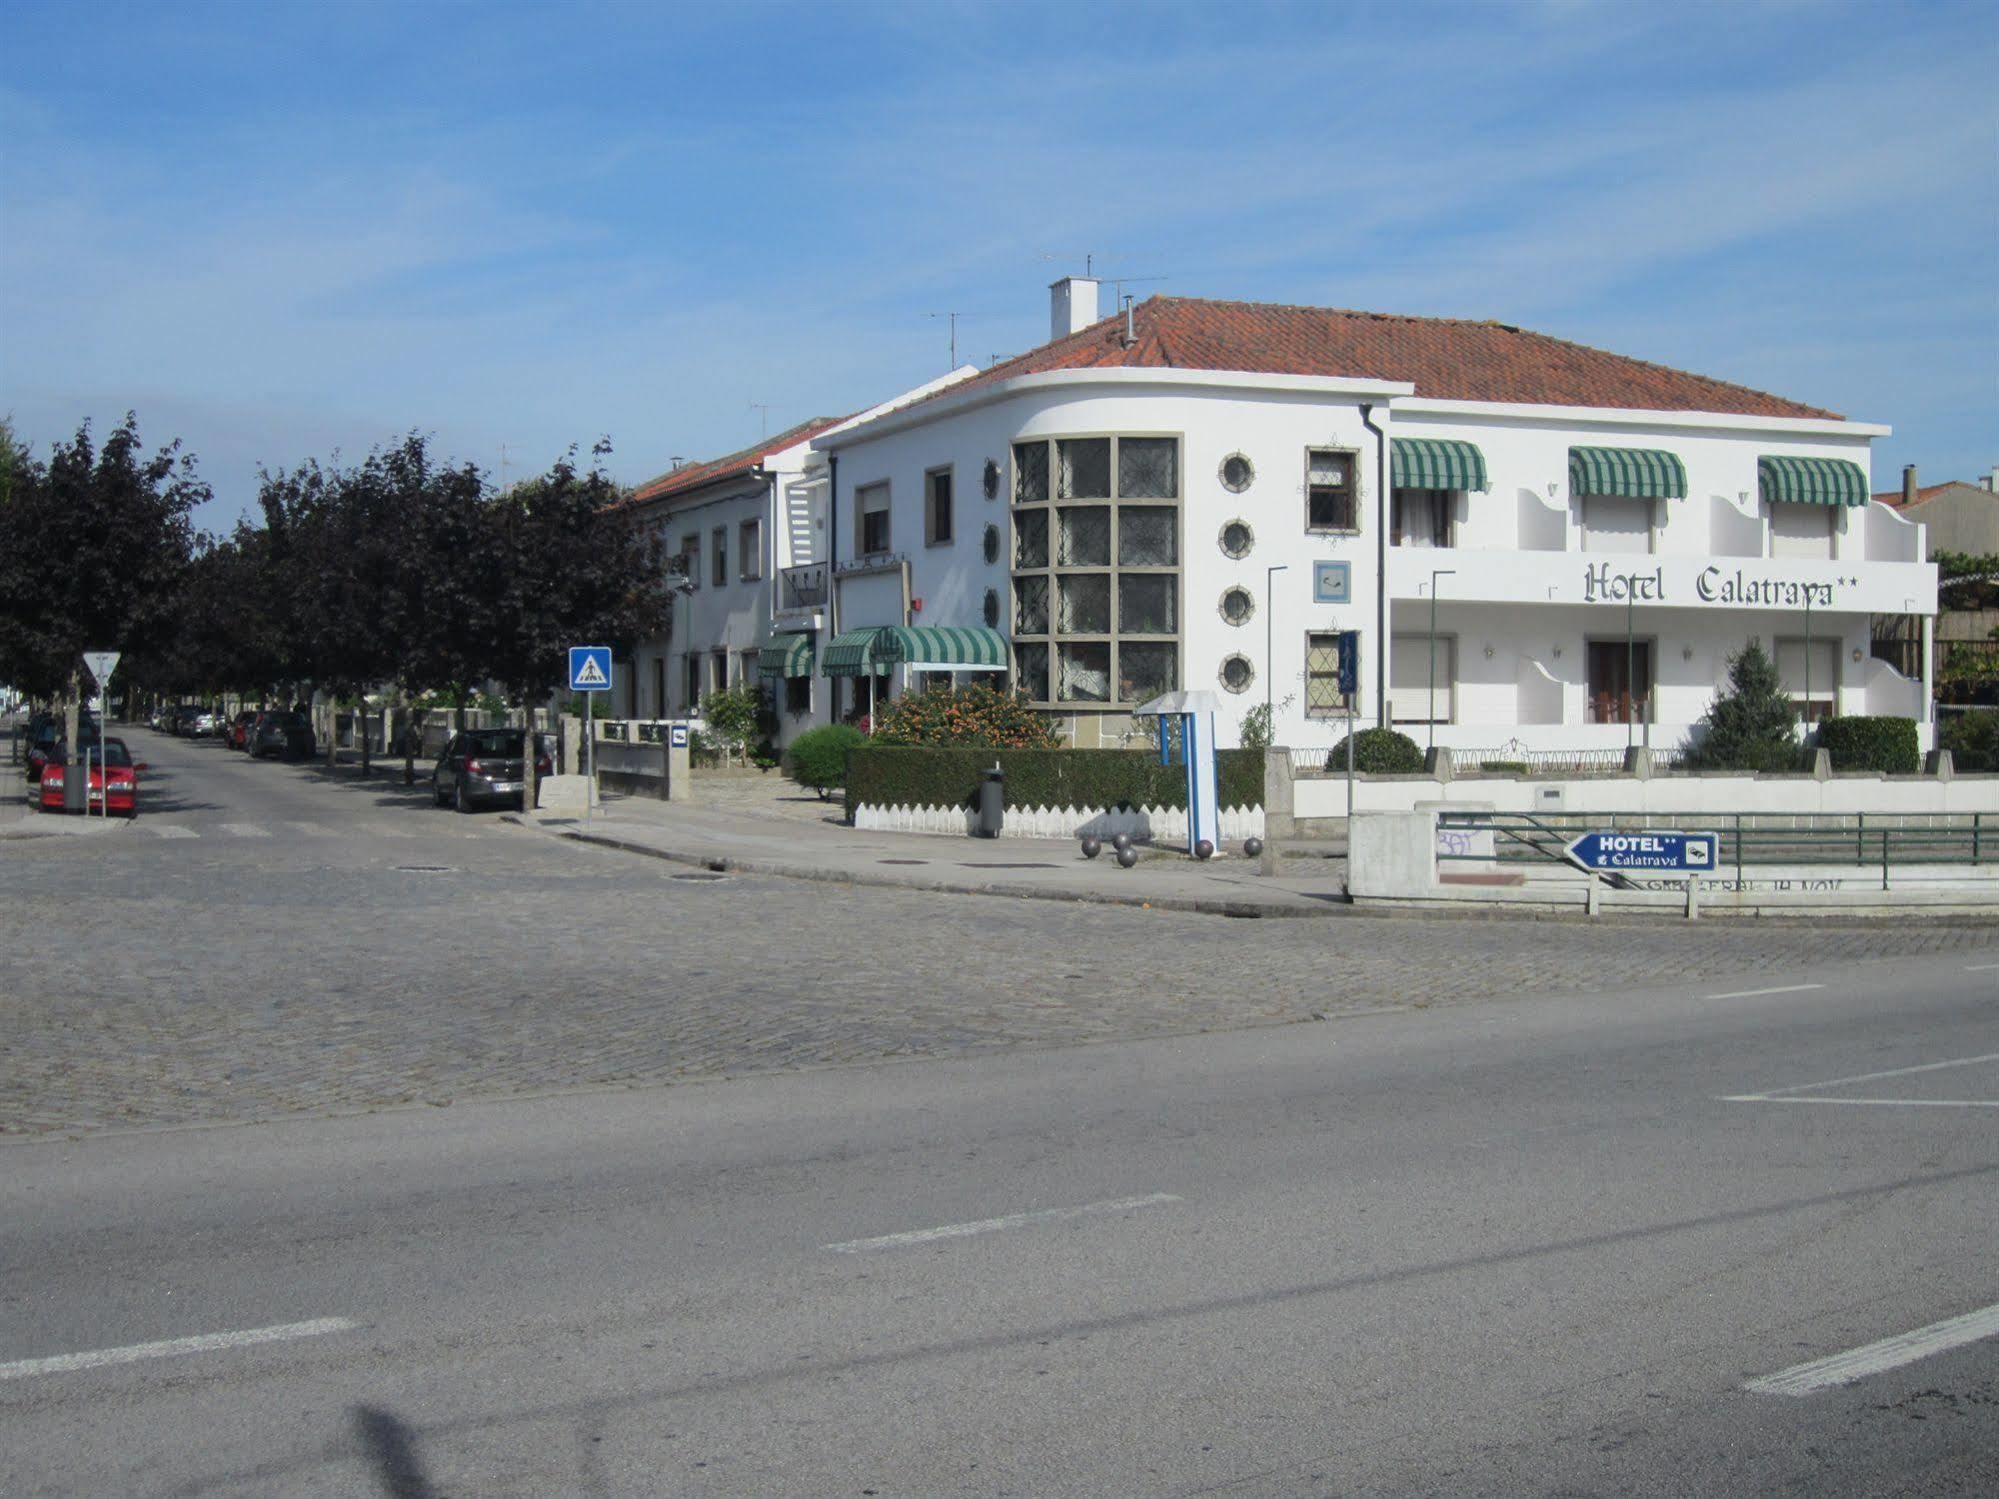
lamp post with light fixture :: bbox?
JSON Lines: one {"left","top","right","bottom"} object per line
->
{"left": 1427, "top": 569, "right": 1455, "bottom": 755}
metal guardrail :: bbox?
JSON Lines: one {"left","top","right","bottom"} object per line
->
{"left": 1452, "top": 745, "right": 1629, "bottom": 775}
{"left": 1437, "top": 809, "right": 1991, "bottom": 889}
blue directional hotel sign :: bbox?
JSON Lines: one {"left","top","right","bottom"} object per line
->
{"left": 568, "top": 645, "right": 613, "bottom": 693}
{"left": 1566, "top": 830, "right": 1719, "bottom": 874}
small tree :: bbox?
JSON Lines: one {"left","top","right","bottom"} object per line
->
{"left": 1684, "top": 640, "right": 1801, "bottom": 771}
{"left": 700, "top": 685, "right": 767, "bottom": 763}
{"left": 785, "top": 723, "right": 867, "bottom": 800}
{"left": 1238, "top": 702, "right": 1275, "bottom": 751}
{"left": 1325, "top": 727, "right": 1423, "bottom": 774}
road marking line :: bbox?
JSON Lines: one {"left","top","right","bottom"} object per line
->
{"left": 1745, "top": 1302, "right": 1999, "bottom": 1396}
{"left": 150, "top": 825, "right": 199, "bottom": 839}
{"left": 826, "top": 1193, "right": 1182, "bottom": 1254}
{"left": 286, "top": 821, "right": 334, "bottom": 837}
{"left": 1719, "top": 1095, "right": 1999, "bottom": 1108}
{"left": 218, "top": 822, "right": 271, "bottom": 839}
{"left": 1966, "top": 963, "right": 1999, "bottom": 972}
{"left": 0, "top": 1317, "right": 359, "bottom": 1382}
{"left": 1766, "top": 1050, "right": 1999, "bottom": 1096}
{"left": 1705, "top": 983, "right": 1825, "bottom": 1000}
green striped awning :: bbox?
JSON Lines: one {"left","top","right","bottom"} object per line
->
{"left": 1569, "top": 446, "right": 1687, "bottom": 500}
{"left": 1391, "top": 437, "right": 1488, "bottom": 492}
{"left": 1757, "top": 455, "right": 1868, "bottom": 508}
{"left": 821, "top": 625, "right": 1011, "bottom": 677}
{"left": 883, "top": 625, "right": 1010, "bottom": 670}
{"left": 757, "top": 632, "right": 815, "bottom": 678}
{"left": 821, "top": 627, "right": 893, "bottom": 677}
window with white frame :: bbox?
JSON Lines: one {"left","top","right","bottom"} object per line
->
{"left": 711, "top": 526, "right": 727, "bottom": 587}
{"left": 1776, "top": 636, "right": 1838, "bottom": 722}
{"left": 739, "top": 518, "right": 761, "bottom": 580}
{"left": 682, "top": 533, "right": 700, "bottom": 590}
{"left": 856, "top": 481, "right": 891, "bottom": 556}
{"left": 1010, "top": 435, "right": 1180, "bottom": 706}
{"left": 1304, "top": 631, "right": 1357, "bottom": 716}
{"left": 1306, "top": 449, "right": 1359, "bottom": 532}
{"left": 1390, "top": 634, "right": 1455, "bottom": 724}
{"left": 925, "top": 467, "right": 953, "bottom": 546}
{"left": 1769, "top": 502, "right": 1836, "bottom": 560}
{"left": 682, "top": 653, "right": 700, "bottom": 711}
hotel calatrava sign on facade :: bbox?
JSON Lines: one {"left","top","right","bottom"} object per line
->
{"left": 1582, "top": 561, "right": 1857, "bottom": 610}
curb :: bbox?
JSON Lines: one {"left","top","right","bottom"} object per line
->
{"left": 501, "top": 815, "right": 1346, "bottom": 919}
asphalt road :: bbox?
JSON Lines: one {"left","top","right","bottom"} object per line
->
{"left": 4, "top": 728, "right": 1997, "bottom": 1494}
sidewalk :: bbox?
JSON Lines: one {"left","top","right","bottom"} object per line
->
{"left": 506, "top": 785, "right": 1352, "bottom": 918}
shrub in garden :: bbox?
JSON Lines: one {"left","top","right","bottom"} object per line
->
{"left": 1681, "top": 641, "right": 1801, "bottom": 772}
{"left": 1939, "top": 709, "right": 1999, "bottom": 772}
{"left": 1324, "top": 727, "right": 1424, "bottom": 774}
{"left": 785, "top": 723, "right": 868, "bottom": 799}
{"left": 870, "top": 684, "right": 1058, "bottom": 748}
{"left": 1816, "top": 715, "right": 1919, "bottom": 775}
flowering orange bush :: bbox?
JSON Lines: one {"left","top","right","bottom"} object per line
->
{"left": 870, "top": 684, "right": 1058, "bottom": 749}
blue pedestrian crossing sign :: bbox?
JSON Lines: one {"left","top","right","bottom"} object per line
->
{"left": 1566, "top": 830, "right": 1718, "bottom": 874}
{"left": 568, "top": 645, "right": 613, "bottom": 692}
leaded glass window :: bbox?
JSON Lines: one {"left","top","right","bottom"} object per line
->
{"left": 1011, "top": 434, "right": 1182, "bottom": 707}
{"left": 1118, "top": 507, "right": 1176, "bottom": 566}
{"left": 1220, "top": 519, "right": 1253, "bottom": 559}
{"left": 1118, "top": 437, "right": 1177, "bottom": 499}
{"left": 1220, "top": 655, "right": 1254, "bottom": 694}
{"left": 1056, "top": 438, "right": 1111, "bottom": 499}
{"left": 1119, "top": 575, "right": 1176, "bottom": 634}
{"left": 1056, "top": 506, "right": 1110, "bottom": 566}
{"left": 1219, "top": 587, "right": 1254, "bottom": 626}
{"left": 1306, "top": 631, "right": 1356, "bottom": 716}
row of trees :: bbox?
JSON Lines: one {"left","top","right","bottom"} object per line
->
{"left": 2, "top": 415, "right": 677, "bottom": 784}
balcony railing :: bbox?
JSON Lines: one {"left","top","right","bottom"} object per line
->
{"left": 779, "top": 563, "right": 827, "bottom": 610}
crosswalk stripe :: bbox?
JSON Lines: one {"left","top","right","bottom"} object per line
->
{"left": 150, "top": 824, "right": 199, "bottom": 839}
{"left": 219, "top": 822, "right": 271, "bottom": 839}
{"left": 285, "top": 822, "right": 334, "bottom": 837}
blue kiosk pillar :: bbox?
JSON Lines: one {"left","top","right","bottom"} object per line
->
{"left": 1136, "top": 690, "right": 1222, "bottom": 859}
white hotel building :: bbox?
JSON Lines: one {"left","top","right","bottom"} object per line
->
{"left": 642, "top": 280, "right": 1938, "bottom": 755}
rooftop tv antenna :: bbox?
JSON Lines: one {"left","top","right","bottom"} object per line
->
{"left": 925, "top": 310, "right": 961, "bottom": 368}
{"left": 748, "top": 402, "right": 771, "bottom": 440}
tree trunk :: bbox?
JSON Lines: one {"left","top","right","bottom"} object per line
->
{"left": 324, "top": 691, "right": 336, "bottom": 770}
{"left": 520, "top": 700, "right": 537, "bottom": 814}
{"left": 359, "top": 699, "right": 372, "bottom": 779}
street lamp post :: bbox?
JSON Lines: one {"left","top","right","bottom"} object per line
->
{"left": 1265, "top": 564, "right": 1289, "bottom": 726}
{"left": 1427, "top": 569, "right": 1455, "bottom": 756}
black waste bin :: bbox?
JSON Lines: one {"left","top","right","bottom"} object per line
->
{"left": 975, "top": 765, "right": 1004, "bottom": 838}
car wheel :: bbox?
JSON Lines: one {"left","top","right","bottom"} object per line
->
{"left": 455, "top": 781, "right": 473, "bottom": 814}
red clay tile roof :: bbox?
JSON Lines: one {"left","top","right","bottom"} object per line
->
{"left": 625, "top": 415, "right": 847, "bottom": 507}
{"left": 902, "top": 296, "right": 1842, "bottom": 421}
{"left": 1876, "top": 480, "right": 1992, "bottom": 507}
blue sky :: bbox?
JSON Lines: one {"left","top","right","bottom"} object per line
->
{"left": 3, "top": 0, "right": 1994, "bottom": 532}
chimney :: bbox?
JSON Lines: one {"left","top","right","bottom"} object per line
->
{"left": 1902, "top": 464, "right": 1918, "bottom": 506}
{"left": 1049, "top": 276, "right": 1099, "bottom": 342}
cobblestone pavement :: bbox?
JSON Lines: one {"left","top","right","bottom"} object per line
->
{"left": 4, "top": 731, "right": 1996, "bottom": 1137}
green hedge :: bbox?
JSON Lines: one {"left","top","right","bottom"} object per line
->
{"left": 1816, "top": 715, "right": 1919, "bottom": 775}
{"left": 1939, "top": 710, "right": 1999, "bottom": 772}
{"left": 845, "top": 747, "right": 1264, "bottom": 819}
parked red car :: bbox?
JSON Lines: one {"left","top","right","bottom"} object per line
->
{"left": 39, "top": 738, "right": 145, "bottom": 816}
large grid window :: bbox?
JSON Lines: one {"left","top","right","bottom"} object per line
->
{"left": 1012, "top": 435, "right": 1180, "bottom": 706}
{"left": 1307, "top": 449, "right": 1359, "bottom": 532}
{"left": 1305, "top": 631, "right": 1357, "bottom": 717}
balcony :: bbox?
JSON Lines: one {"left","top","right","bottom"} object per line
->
{"left": 779, "top": 563, "right": 827, "bottom": 610}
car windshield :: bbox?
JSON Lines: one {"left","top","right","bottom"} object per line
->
{"left": 69, "top": 742, "right": 133, "bottom": 767}
{"left": 462, "top": 730, "right": 528, "bottom": 755}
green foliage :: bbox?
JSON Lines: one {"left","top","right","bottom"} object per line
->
{"left": 1324, "top": 728, "right": 1424, "bottom": 774}
{"left": 1816, "top": 715, "right": 1919, "bottom": 774}
{"left": 844, "top": 747, "right": 1265, "bottom": 819}
{"left": 701, "top": 685, "right": 767, "bottom": 752}
{"left": 560, "top": 694, "right": 613, "bottom": 720}
{"left": 870, "top": 684, "right": 1058, "bottom": 748}
{"left": 1939, "top": 710, "right": 1999, "bottom": 772}
{"left": 786, "top": 723, "right": 868, "bottom": 799}
{"left": 1238, "top": 702, "right": 1275, "bottom": 752}
{"left": 1683, "top": 641, "right": 1803, "bottom": 772}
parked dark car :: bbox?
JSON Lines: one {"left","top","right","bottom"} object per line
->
{"left": 248, "top": 710, "right": 316, "bottom": 760}
{"left": 22, "top": 713, "right": 100, "bottom": 783}
{"left": 432, "top": 729, "right": 553, "bottom": 813}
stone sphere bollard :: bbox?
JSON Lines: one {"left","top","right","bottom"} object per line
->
{"left": 1080, "top": 835, "right": 1102, "bottom": 860}
{"left": 1195, "top": 839, "right": 1214, "bottom": 860}
{"left": 1116, "top": 845, "right": 1139, "bottom": 869}
{"left": 1242, "top": 836, "right": 1264, "bottom": 858}
{"left": 1110, "top": 831, "right": 1133, "bottom": 854}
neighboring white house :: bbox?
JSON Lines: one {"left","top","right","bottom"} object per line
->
{"left": 619, "top": 368, "right": 978, "bottom": 737}
{"left": 800, "top": 280, "right": 1938, "bottom": 753}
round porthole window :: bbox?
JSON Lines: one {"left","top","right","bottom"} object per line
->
{"left": 1219, "top": 452, "right": 1255, "bottom": 494}
{"left": 982, "top": 522, "right": 1001, "bottom": 565}
{"left": 1219, "top": 655, "right": 1254, "bottom": 694}
{"left": 1219, "top": 586, "right": 1255, "bottom": 626}
{"left": 983, "top": 587, "right": 1000, "bottom": 629}
{"left": 1219, "top": 519, "right": 1254, "bottom": 560}
{"left": 982, "top": 458, "right": 1000, "bottom": 500}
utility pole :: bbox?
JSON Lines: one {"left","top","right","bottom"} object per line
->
{"left": 1427, "top": 569, "right": 1456, "bottom": 756}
